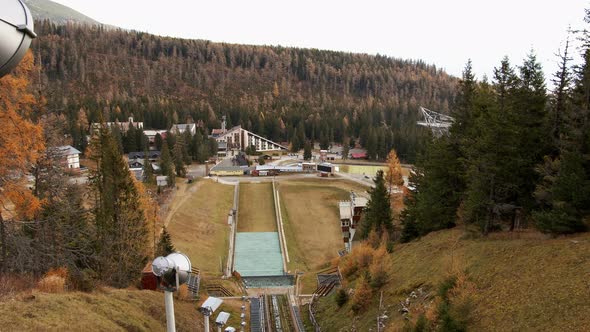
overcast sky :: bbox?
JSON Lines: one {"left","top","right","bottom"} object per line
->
{"left": 52, "top": 0, "right": 587, "bottom": 83}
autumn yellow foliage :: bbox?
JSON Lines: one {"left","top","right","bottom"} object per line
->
{"left": 0, "top": 52, "right": 45, "bottom": 221}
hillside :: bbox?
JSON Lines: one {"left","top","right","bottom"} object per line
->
{"left": 29, "top": 21, "right": 457, "bottom": 162}
{"left": 314, "top": 229, "right": 590, "bottom": 331}
{"left": 0, "top": 288, "right": 200, "bottom": 331}
{"left": 24, "top": 0, "right": 100, "bottom": 26}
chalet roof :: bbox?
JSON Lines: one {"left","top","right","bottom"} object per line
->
{"left": 339, "top": 201, "right": 352, "bottom": 220}
{"left": 129, "top": 151, "right": 161, "bottom": 160}
{"left": 143, "top": 129, "right": 167, "bottom": 136}
{"left": 353, "top": 196, "right": 368, "bottom": 208}
{"left": 351, "top": 152, "right": 368, "bottom": 158}
{"left": 211, "top": 129, "right": 225, "bottom": 135}
{"left": 53, "top": 145, "right": 81, "bottom": 156}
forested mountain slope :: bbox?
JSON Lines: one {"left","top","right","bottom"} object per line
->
{"left": 31, "top": 21, "right": 457, "bottom": 161}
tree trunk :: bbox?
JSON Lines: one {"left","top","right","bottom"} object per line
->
{"left": 0, "top": 212, "right": 6, "bottom": 272}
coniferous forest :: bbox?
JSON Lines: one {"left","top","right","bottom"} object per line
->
{"left": 401, "top": 28, "right": 590, "bottom": 238}
{"left": 31, "top": 20, "right": 457, "bottom": 162}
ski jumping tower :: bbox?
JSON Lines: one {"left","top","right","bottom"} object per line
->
{"left": 417, "top": 106, "right": 454, "bottom": 137}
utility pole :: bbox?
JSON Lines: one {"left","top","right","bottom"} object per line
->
{"left": 377, "top": 291, "right": 383, "bottom": 332}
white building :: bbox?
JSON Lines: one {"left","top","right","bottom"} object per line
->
{"left": 339, "top": 192, "right": 368, "bottom": 252}
{"left": 143, "top": 130, "right": 167, "bottom": 150}
{"left": 91, "top": 116, "right": 143, "bottom": 134}
{"left": 54, "top": 145, "right": 81, "bottom": 169}
{"left": 156, "top": 175, "right": 168, "bottom": 187}
{"left": 212, "top": 125, "right": 287, "bottom": 152}
{"left": 171, "top": 123, "right": 197, "bottom": 136}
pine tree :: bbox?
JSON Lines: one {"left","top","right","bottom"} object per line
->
{"left": 160, "top": 139, "right": 175, "bottom": 185}
{"left": 156, "top": 226, "right": 175, "bottom": 257}
{"left": 182, "top": 130, "right": 192, "bottom": 165}
{"left": 342, "top": 135, "right": 350, "bottom": 160}
{"left": 532, "top": 28, "right": 590, "bottom": 234}
{"left": 124, "top": 123, "right": 137, "bottom": 153}
{"left": 463, "top": 59, "right": 520, "bottom": 234}
{"left": 89, "top": 127, "right": 149, "bottom": 287}
{"left": 173, "top": 136, "right": 186, "bottom": 178}
{"left": 291, "top": 132, "right": 301, "bottom": 152}
{"left": 360, "top": 170, "right": 393, "bottom": 238}
{"left": 366, "top": 131, "right": 378, "bottom": 160}
{"left": 400, "top": 136, "right": 462, "bottom": 241}
{"left": 507, "top": 52, "right": 548, "bottom": 210}
{"left": 303, "top": 140, "right": 312, "bottom": 160}
{"left": 143, "top": 147, "right": 155, "bottom": 184}
{"left": 320, "top": 131, "right": 330, "bottom": 150}
{"left": 155, "top": 133, "right": 163, "bottom": 151}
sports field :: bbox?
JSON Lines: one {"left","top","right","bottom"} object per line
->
{"left": 166, "top": 179, "right": 234, "bottom": 274}
{"left": 238, "top": 182, "right": 277, "bottom": 232}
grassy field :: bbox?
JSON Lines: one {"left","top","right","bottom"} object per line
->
{"left": 338, "top": 164, "right": 411, "bottom": 177}
{"left": 166, "top": 179, "right": 234, "bottom": 275}
{"left": 0, "top": 286, "right": 251, "bottom": 332}
{"left": 314, "top": 229, "right": 590, "bottom": 331}
{"left": 0, "top": 288, "right": 201, "bottom": 331}
{"left": 278, "top": 179, "right": 369, "bottom": 273}
{"left": 238, "top": 183, "right": 277, "bottom": 232}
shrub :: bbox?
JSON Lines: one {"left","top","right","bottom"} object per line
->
{"left": 351, "top": 277, "right": 372, "bottom": 314}
{"left": 355, "top": 244, "right": 374, "bottom": 269}
{"left": 414, "top": 314, "right": 428, "bottom": 332}
{"left": 386, "top": 241, "right": 394, "bottom": 253}
{"left": 369, "top": 246, "right": 390, "bottom": 288}
{"left": 335, "top": 288, "right": 348, "bottom": 307}
{"left": 37, "top": 268, "right": 68, "bottom": 293}
{"left": 437, "top": 276, "right": 457, "bottom": 302}
{"left": 67, "top": 268, "right": 98, "bottom": 292}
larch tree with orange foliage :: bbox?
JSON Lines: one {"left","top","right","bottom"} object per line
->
{"left": 0, "top": 52, "right": 45, "bottom": 270}
{"left": 385, "top": 149, "right": 404, "bottom": 192}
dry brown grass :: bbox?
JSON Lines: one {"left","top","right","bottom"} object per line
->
{"left": 278, "top": 179, "right": 358, "bottom": 272}
{"left": 0, "top": 274, "right": 36, "bottom": 299}
{"left": 315, "top": 228, "right": 590, "bottom": 332}
{"left": 0, "top": 287, "right": 202, "bottom": 331}
{"left": 238, "top": 182, "right": 276, "bottom": 232}
{"left": 166, "top": 179, "right": 234, "bottom": 275}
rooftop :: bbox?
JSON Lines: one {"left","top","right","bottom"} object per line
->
{"left": 339, "top": 201, "right": 352, "bottom": 220}
{"left": 53, "top": 145, "right": 81, "bottom": 156}
{"left": 353, "top": 196, "right": 368, "bottom": 207}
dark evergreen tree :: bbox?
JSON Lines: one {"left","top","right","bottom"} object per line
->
{"left": 143, "top": 147, "right": 155, "bottom": 184}
{"left": 173, "top": 135, "right": 186, "bottom": 178}
{"left": 400, "top": 136, "right": 462, "bottom": 241}
{"left": 462, "top": 59, "right": 520, "bottom": 234}
{"left": 366, "top": 131, "right": 378, "bottom": 160}
{"left": 303, "top": 140, "right": 312, "bottom": 160}
{"left": 359, "top": 170, "right": 393, "bottom": 238}
{"left": 320, "top": 131, "right": 330, "bottom": 150}
{"left": 182, "top": 130, "right": 192, "bottom": 165}
{"left": 156, "top": 226, "right": 175, "bottom": 257}
{"left": 160, "top": 139, "right": 175, "bottom": 185}
{"left": 155, "top": 133, "right": 163, "bottom": 151}
{"left": 533, "top": 27, "right": 590, "bottom": 234}
{"left": 342, "top": 135, "right": 350, "bottom": 159}
{"left": 124, "top": 123, "right": 137, "bottom": 153}
{"left": 89, "top": 127, "right": 148, "bottom": 287}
